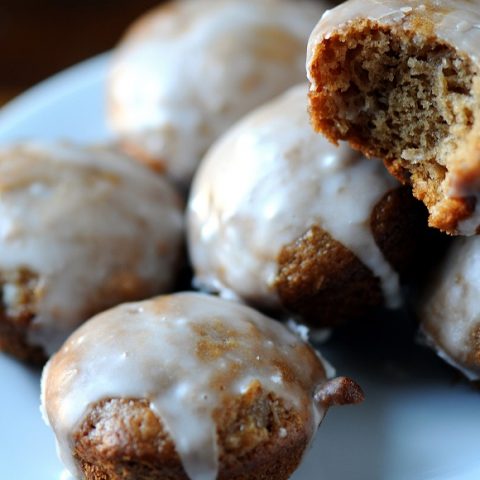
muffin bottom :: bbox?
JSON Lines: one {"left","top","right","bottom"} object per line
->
{"left": 73, "top": 383, "right": 310, "bottom": 480}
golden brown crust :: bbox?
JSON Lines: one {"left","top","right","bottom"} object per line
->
{"left": 275, "top": 186, "right": 430, "bottom": 326}
{"left": 276, "top": 224, "right": 382, "bottom": 327}
{"left": 73, "top": 383, "right": 309, "bottom": 480}
{"left": 308, "top": 18, "right": 480, "bottom": 234}
{"left": 74, "top": 399, "right": 184, "bottom": 480}
{"left": 0, "top": 268, "right": 46, "bottom": 364}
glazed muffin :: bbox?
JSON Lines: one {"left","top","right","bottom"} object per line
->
{"left": 41, "top": 292, "right": 363, "bottom": 480}
{"left": 0, "top": 142, "right": 184, "bottom": 363}
{"left": 307, "top": 0, "right": 480, "bottom": 235}
{"left": 418, "top": 237, "right": 480, "bottom": 381}
{"left": 188, "top": 84, "right": 431, "bottom": 327}
{"left": 108, "top": 0, "right": 328, "bottom": 187}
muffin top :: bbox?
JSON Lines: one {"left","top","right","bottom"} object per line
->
{"left": 188, "top": 84, "right": 401, "bottom": 310}
{"left": 0, "top": 142, "right": 183, "bottom": 355}
{"left": 307, "top": 0, "right": 480, "bottom": 70}
{"left": 108, "top": 0, "right": 326, "bottom": 186}
{"left": 42, "top": 292, "right": 333, "bottom": 480}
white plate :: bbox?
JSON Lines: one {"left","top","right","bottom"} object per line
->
{"left": 0, "top": 55, "right": 479, "bottom": 480}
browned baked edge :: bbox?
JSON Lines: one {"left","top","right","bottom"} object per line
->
{"left": 276, "top": 224, "right": 382, "bottom": 327}
{"left": 275, "top": 186, "right": 432, "bottom": 326}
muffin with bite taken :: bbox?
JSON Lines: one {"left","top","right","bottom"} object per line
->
{"left": 307, "top": 0, "right": 480, "bottom": 235}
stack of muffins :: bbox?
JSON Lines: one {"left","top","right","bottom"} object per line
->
{"left": 1, "top": 0, "right": 479, "bottom": 479}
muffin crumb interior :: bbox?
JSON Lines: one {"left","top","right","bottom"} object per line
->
{"left": 310, "top": 20, "right": 480, "bottom": 228}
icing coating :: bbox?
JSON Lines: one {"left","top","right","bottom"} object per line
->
{"left": 41, "top": 292, "right": 331, "bottom": 480}
{"left": 187, "top": 84, "right": 401, "bottom": 311}
{"left": 307, "top": 0, "right": 480, "bottom": 82}
{"left": 419, "top": 236, "right": 480, "bottom": 380}
{"left": 0, "top": 142, "right": 184, "bottom": 355}
{"left": 108, "top": 0, "right": 327, "bottom": 186}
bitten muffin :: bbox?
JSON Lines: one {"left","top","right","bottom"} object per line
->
{"left": 307, "top": 0, "right": 480, "bottom": 235}
{"left": 41, "top": 292, "right": 363, "bottom": 480}
{"left": 418, "top": 237, "right": 480, "bottom": 381}
{"left": 0, "top": 142, "right": 184, "bottom": 363}
{"left": 108, "top": 0, "right": 327, "bottom": 187}
{"left": 188, "top": 84, "right": 431, "bottom": 327}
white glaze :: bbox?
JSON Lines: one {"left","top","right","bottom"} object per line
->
{"left": 419, "top": 236, "right": 480, "bottom": 380}
{"left": 307, "top": 0, "right": 480, "bottom": 80}
{"left": 420, "top": 327, "right": 480, "bottom": 381}
{"left": 41, "top": 292, "right": 330, "bottom": 480}
{"left": 59, "top": 470, "right": 75, "bottom": 480}
{"left": 108, "top": 0, "right": 327, "bottom": 186}
{"left": 0, "top": 142, "right": 184, "bottom": 355}
{"left": 187, "top": 85, "right": 402, "bottom": 311}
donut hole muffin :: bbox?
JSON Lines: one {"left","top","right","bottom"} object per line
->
{"left": 188, "top": 85, "right": 434, "bottom": 327}
{"left": 308, "top": 1, "right": 480, "bottom": 234}
{"left": 108, "top": 0, "right": 328, "bottom": 187}
{"left": 42, "top": 292, "right": 363, "bottom": 480}
{"left": 0, "top": 142, "right": 184, "bottom": 363}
